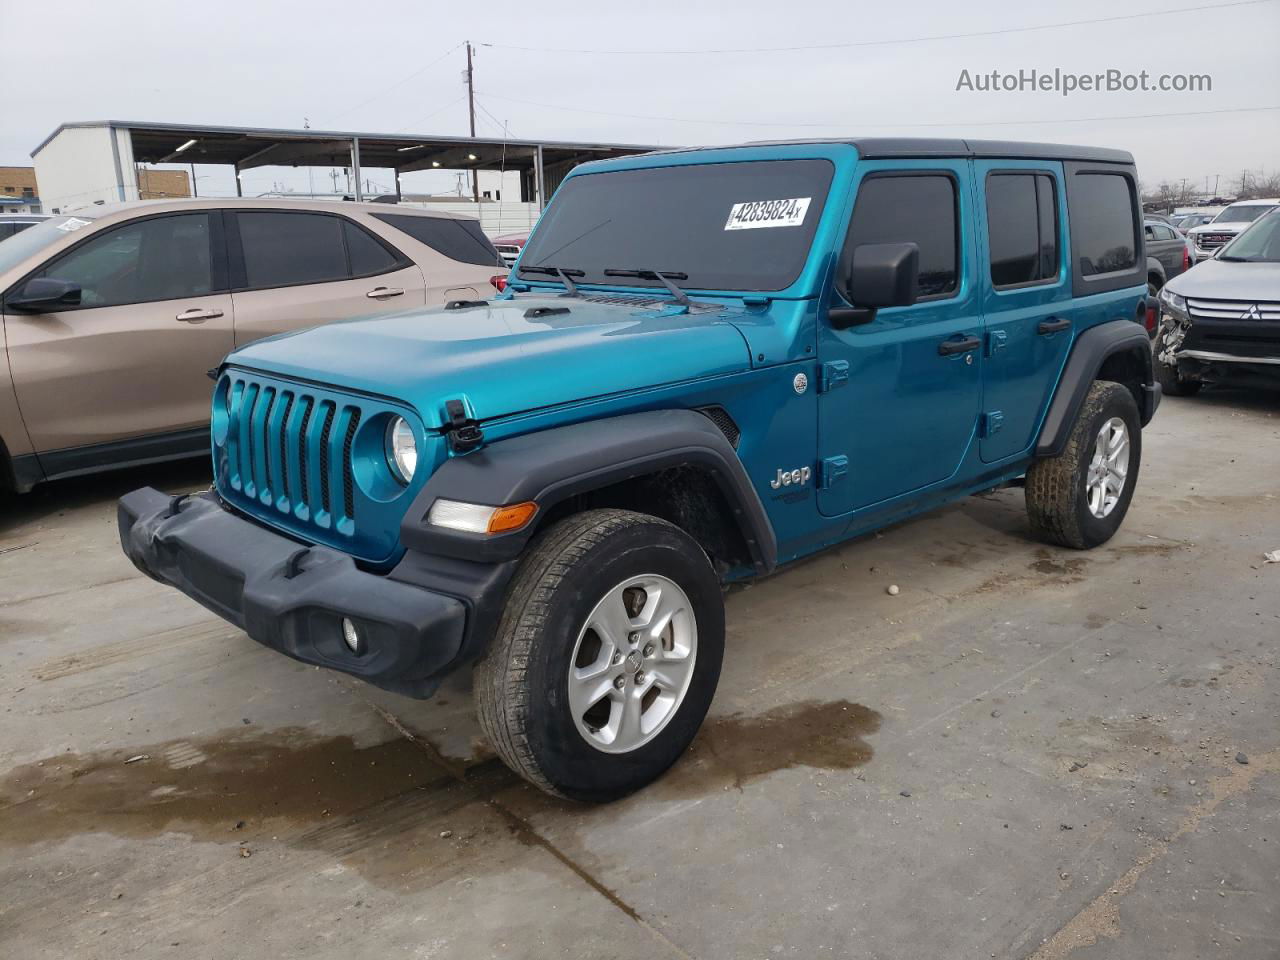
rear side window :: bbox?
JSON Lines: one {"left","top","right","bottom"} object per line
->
{"left": 373, "top": 213, "right": 502, "bottom": 267}
{"left": 1070, "top": 174, "right": 1138, "bottom": 277}
{"left": 985, "top": 172, "right": 1059, "bottom": 288}
{"left": 39, "top": 213, "right": 213, "bottom": 308}
{"left": 844, "top": 174, "right": 958, "bottom": 299}
{"left": 238, "top": 212, "right": 348, "bottom": 288}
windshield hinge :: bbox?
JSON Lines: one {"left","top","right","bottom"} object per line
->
{"left": 445, "top": 398, "right": 484, "bottom": 454}
{"left": 818, "top": 360, "right": 849, "bottom": 393}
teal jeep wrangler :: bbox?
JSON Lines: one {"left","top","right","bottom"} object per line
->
{"left": 120, "top": 138, "right": 1159, "bottom": 801}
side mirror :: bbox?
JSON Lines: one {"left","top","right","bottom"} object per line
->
{"left": 829, "top": 242, "right": 919, "bottom": 329}
{"left": 6, "top": 277, "right": 82, "bottom": 313}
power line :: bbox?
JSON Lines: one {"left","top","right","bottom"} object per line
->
{"left": 478, "top": 0, "right": 1276, "bottom": 54}
{"left": 395, "top": 94, "right": 468, "bottom": 133}
{"left": 473, "top": 97, "right": 510, "bottom": 136}
{"left": 329, "top": 42, "right": 464, "bottom": 122}
{"left": 477, "top": 92, "right": 1280, "bottom": 130}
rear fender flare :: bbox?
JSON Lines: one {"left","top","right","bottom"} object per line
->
{"left": 1036, "top": 319, "right": 1159, "bottom": 458}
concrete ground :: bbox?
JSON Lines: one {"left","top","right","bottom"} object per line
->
{"left": 2, "top": 388, "right": 1277, "bottom": 960}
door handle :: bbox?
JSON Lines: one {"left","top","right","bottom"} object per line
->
{"left": 175, "top": 308, "right": 224, "bottom": 323}
{"left": 938, "top": 335, "right": 982, "bottom": 356}
{"left": 366, "top": 287, "right": 404, "bottom": 299}
{"left": 1038, "top": 317, "right": 1071, "bottom": 335}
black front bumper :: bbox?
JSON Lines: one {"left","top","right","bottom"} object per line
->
{"left": 119, "top": 488, "right": 468, "bottom": 698}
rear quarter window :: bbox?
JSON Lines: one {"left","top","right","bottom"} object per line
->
{"left": 373, "top": 214, "right": 502, "bottom": 267}
{"left": 1065, "top": 164, "right": 1142, "bottom": 296}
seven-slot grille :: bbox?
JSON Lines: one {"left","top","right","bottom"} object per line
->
{"left": 1187, "top": 298, "right": 1280, "bottom": 322}
{"left": 222, "top": 375, "right": 363, "bottom": 535}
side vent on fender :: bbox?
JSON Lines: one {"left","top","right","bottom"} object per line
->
{"left": 697, "top": 406, "right": 740, "bottom": 449}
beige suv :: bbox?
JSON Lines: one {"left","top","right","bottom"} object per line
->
{"left": 0, "top": 198, "right": 505, "bottom": 493}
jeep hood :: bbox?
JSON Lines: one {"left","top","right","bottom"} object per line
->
{"left": 228, "top": 297, "right": 752, "bottom": 428}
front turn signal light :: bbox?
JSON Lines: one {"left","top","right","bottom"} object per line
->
{"left": 427, "top": 498, "right": 538, "bottom": 534}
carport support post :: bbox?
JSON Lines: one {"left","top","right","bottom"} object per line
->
{"left": 394, "top": 170, "right": 402, "bottom": 202}
{"left": 535, "top": 144, "right": 546, "bottom": 211}
{"left": 350, "top": 137, "right": 363, "bottom": 202}
{"left": 234, "top": 164, "right": 242, "bottom": 197}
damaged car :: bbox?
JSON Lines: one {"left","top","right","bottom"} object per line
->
{"left": 1155, "top": 207, "right": 1280, "bottom": 395}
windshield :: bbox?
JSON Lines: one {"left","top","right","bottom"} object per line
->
{"left": 518, "top": 159, "right": 834, "bottom": 293}
{"left": 0, "top": 214, "right": 98, "bottom": 276}
{"left": 1212, "top": 204, "right": 1273, "bottom": 224}
{"left": 1219, "top": 209, "right": 1280, "bottom": 262}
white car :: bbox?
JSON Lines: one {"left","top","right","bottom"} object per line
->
{"left": 1185, "top": 199, "right": 1280, "bottom": 263}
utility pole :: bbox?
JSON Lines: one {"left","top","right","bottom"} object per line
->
{"left": 466, "top": 41, "right": 479, "bottom": 203}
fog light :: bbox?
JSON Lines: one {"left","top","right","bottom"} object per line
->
{"left": 341, "top": 617, "right": 362, "bottom": 654}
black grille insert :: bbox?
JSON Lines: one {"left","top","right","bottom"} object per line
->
{"left": 318, "top": 403, "right": 336, "bottom": 514}
{"left": 341, "top": 410, "right": 361, "bottom": 520}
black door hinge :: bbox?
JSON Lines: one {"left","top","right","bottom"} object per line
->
{"left": 445, "top": 399, "right": 484, "bottom": 453}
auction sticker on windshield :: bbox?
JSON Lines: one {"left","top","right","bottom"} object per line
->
{"left": 724, "top": 197, "right": 811, "bottom": 230}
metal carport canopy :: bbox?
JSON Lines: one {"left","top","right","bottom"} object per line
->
{"left": 37, "top": 120, "right": 662, "bottom": 205}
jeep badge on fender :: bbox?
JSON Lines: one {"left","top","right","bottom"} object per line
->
{"left": 119, "top": 137, "right": 1159, "bottom": 803}
{"left": 771, "top": 466, "right": 812, "bottom": 489}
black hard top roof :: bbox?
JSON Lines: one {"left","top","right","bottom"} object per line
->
{"left": 656, "top": 138, "right": 1134, "bottom": 165}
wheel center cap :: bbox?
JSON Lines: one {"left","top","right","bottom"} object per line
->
{"left": 626, "top": 651, "right": 643, "bottom": 672}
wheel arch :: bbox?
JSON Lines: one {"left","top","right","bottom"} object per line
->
{"left": 398, "top": 409, "right": 778, "bottom": 576}
{"left": 1036, "top": 319, "right": 1159, "bottom": 458}
{"left": 1146, "top": 255, "right": 1166, "bottom": 289}
{"left": 0, "top": 432, "right": 42, "bottom": 494}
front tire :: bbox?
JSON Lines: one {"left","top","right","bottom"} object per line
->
{"left": 474, "top": 509, "right": 724, "bottom": 802}
{"left": 1025, "top": 381, "right": 1141, "bottom": 550}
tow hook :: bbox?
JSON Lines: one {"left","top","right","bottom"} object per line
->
{"left": 445, "top": 398, "right": 484, "bottom": 454}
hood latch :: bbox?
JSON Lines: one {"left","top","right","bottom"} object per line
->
{"left": 445, "top": 398, "right": 484, "bottom": 454}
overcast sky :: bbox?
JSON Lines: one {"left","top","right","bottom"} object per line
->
{"left": 2, "top": 0, "right": 1278, "bottom": 198}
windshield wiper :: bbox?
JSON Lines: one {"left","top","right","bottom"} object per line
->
{"left": 603, "top": 268, "right": 692, "bottom": 308}
{"left": 518, "top": 265, "right": 584, "bottom": 295}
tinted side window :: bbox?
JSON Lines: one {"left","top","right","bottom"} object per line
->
{"left": 41, "top": 213, "right": 212, "bottom": 308}
{"left": 0, "top": 223, "right": 13, "bottom": 241}
{"left": 343, "top": 220, "right": 402, "bottom": 276}
{"left": 239, "top": 212, "right": 347, "bottom": 288}
{"left": 373, "top": 214, "right": 502, "bottom": 267}
{"left": 845, "top": 175, "right": 958, "bottom": 298}
{"left": 1071, "top": 174, "right": 1137, "bottom": 276}
{"left": 986, "top": 173, "right": 1059, "bottom": 287}
{"left": 1154, "top": 225, "right": 1176, "bottom": 241}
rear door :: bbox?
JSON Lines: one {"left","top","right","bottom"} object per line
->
{"left": 974, "top": 161, "right": 1073, "bottom": 463}
{"left": 368, "top": 213, "right": 505, "bottom": 305}
{"left": 817, "top": 161, "right": 983, "bottom": 515}
{"left": 4, "top": 210, "right": 233, "bottom": 453}
{"left": 227, "top": 210, "right": 425, "bottom": 347}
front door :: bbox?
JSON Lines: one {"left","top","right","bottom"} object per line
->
{"left": 974, "top": 160, "right": 1072, "bottom": 463}
{"left": 4, "top": 211, "right": 233, "bottom": 453}
{"left": 817, "top": 162, "right": 983, "bottom": 516}
{"left": 227, "top": 209, "right": 426, "bottom": 347}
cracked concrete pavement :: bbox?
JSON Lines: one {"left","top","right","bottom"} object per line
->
{"left": 1, "top": 387, "right": 1277, "bottom": 959}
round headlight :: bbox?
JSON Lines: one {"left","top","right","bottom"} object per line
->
{"left": 386, "top": 416, "right": 417, "bottom": 484}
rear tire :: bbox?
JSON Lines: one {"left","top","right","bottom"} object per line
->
{"left": 474, "top": 509, "right": 724, "bottom": 802}
{"left": 1025, "top": 381, "right": 1141, "bottom": 550}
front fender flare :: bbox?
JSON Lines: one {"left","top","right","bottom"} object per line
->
{"left": 399, "top": 409, "right": 778, "bottom": 574}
